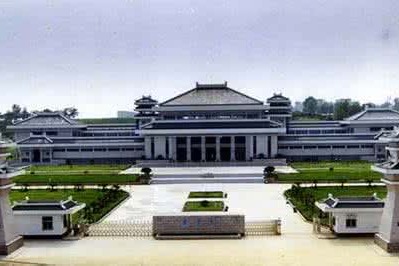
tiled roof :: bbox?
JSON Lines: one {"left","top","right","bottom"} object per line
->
{"left": 13, "top": 112, "right": 78, "bottom": 126}
{"left": 267, "top": 93, "right": 290, "bottom": 102}
{"left": 321, "top": 195, "right": 384, "bottom": 209}
{"left": 160, "top": 83, "right": 263, "bottom": 106}
{"left": 345, "top": 108, "right": 399, "bottom": 121}
{"left": 12, "top": 199, "right": 82, "bottom": 211}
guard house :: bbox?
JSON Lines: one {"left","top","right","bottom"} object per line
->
{"left": 12, "top": 197, "right": 85, "bottom": 237}
{"left": 316, "top": 194, "right": 384, "bottom": 234}
{"left": 140, "top": 82, "right": 286, "bottom": 162}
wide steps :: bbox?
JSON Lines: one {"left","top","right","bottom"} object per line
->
{"left": 151, "top": 177, "right": 264, "bottom": 184}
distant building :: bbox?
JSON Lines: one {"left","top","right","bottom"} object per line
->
{"left": 117, "top": 111, "right": 135, "bottom": 118}
{"left": 6, "top": 82, "right": 399, "bottom": 164}
{"left": 293, "top": 101, "right": 303, "bottom": 112}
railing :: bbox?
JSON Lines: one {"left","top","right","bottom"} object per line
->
{"left": 245, "top": 219, "right": 281, "bottom": 236}
{"left": 88, "top": 219, "right": 281, "bottom": 237}
{"left": 88, "top": 220, "right": 152, "bottom": 237}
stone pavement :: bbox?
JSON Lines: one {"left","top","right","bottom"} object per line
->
{"left": 3, "top": 184, "right": 399, "bottom": 265}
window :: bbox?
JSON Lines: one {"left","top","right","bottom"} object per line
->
{"left": 42, "top": 216, "right": 53, "bottom": 231}
{"left": 304, "top": 146, "right": 317, "bottom": 150}
{"left": 332, "top": 145, "right": 345, "bottom": 149}
{"left": 318, "top": 145, "right": 331, "bottom": 149}
{"left": 347, "top": 145, "right": 360, "bottom": 149}
{"left": 346, "top": 218, "right": 357, "bottom": 228}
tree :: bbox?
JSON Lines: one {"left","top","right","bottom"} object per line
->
{"left": 348, "top": 101, "right": 362, "bottom": 116}
{"left": 303, "top": 97, "right": 318, "bottom": 115}
{"left": 63, "top": 107, "right": 79, "bottom": 118}
{"left": 333, "top": 99, "right": 362, "bottom": 120}
{"left": 393, "top": 98, "right": 399, "bottom": 111}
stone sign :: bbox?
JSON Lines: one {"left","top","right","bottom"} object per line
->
{"left": 152, "top": 215, "right": 245, "bottom": 238}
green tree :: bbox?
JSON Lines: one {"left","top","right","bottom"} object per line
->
{"left": 63, "top": 107, "right": 79, "bottom": 118}
{"left": 303, "top": 97, "right": 318, "bottom": 115}
{"left": 393, "top": 98, "right": 399, "bottom": 111}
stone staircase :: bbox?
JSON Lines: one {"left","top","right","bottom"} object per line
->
{"left": 150, "top": 172, "right": 264, "bottom": 184}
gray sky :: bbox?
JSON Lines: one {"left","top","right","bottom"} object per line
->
{"left": 1, "top": 0, "right": 399, "bottom": 117}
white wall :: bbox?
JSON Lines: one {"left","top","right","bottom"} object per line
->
{"left": 14, "top": 214, "right": 67, "bottom": 236}
{"left": 333, "top": 211, "right": 382, "bottom": 234}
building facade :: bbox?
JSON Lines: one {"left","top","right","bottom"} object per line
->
{"left": 7, "top": 82, "right": 399, "bottom": 164}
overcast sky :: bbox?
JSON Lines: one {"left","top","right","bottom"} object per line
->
{"left": 1, "top": 0, "right": 399, "bottom": 117}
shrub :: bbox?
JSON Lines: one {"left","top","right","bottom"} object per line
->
{"left": 329, "top": 167, "right": 334, "bottom": 171}
{"left": 257, "top": 153, "right": 265, "bottom": 159}
{"left": 30, "top": 171, "right": 35, "bottom": 175}
{"left": 200, "top": 200, "right": 210, "bottom": 207}
{"left": 264, "top": 166, "right": 276, "bottom": 176}
{"left": 141, "top": 167, "right": 152, "bottom": 175}
{"left": 83, "top": 170, "right": 89, "bottom": 174}
{"left": 156, "top": 155, "right": 164, "bottom": 160}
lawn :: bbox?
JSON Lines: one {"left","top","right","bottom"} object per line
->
{"left": 284, "top": 185, "right": 387, "bottom": 222}
{"left": 188, "top": 191, "right": 225, "bottom": 198}
{"left": 13, "top": 174, "right": 138, "bottom": 185}
{"left": 29, "top": 164, "right": 130, "bottom": 174}
{"left": 279, "top": 161, "right": 382, "bottom": 183}
{"left": 10, "top": 188, "right": 129, "bottom": 223}
{"left": 183, "top": 201, "right": 225, "bottom": 212}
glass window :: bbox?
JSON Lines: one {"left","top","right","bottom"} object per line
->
{"left": 345, "top": 218, "right": 357, "bottom": 228}
{"left": 42, "top": 216, "right": 53, "bottom": 231}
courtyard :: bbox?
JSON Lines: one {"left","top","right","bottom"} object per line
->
{"left": 4, "top": 183, "right": 399, "bottom": 265}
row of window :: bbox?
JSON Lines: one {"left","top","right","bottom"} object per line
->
{"left": 278, "top": 144, "right": 374, "bottom": 150}
{"left": 288, "top": 129, "right": 351, "bottom": 135}
{"left": 53, "top": 147, "right": 143, "bottom": 152}
{"left": 73, "top": 132, "right": 136, "bottom": 137}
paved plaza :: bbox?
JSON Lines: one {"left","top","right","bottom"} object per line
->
{"left": 103, "top": 184, "right": 292, "bottom": 222}
{"left": 3, "top": 183, "right": 399, "bottom": 265}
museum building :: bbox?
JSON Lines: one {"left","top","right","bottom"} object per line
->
{"left": 7, "top": 82, "right": 399, "bottom": 164}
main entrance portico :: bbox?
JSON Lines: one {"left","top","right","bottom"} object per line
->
{"left": 139, "top": 82, "right": 288, "bottom": 162}
{"left": 143, "top": 134, "right": 279, "bottom": 162}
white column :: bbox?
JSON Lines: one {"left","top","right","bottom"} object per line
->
{"left": 168, "top": 137, "right": 174, "bottom": 160}
{"left": 249, "top": 136, "right": 254, "bottom": 159}
{"left": 201, "top": 136, "right": 206, "bottom": 161}
{"left": 216, "top": 136, "right": 221, "bottom": 161}
{"left": 230, "top": 136, "right": 236, "bottom": 161}
{"left": 144, "top": 137, "right": 152, "bottom": 159}
{"left": 271, "top": 135, "right": 278, "bottom": 158}
{"left": 245, "top": 136, "right": 253, "bottom": 160}
{"left": 186, "top": 136, "right": 191, "bottom": 161}
{"left": 154, "top": 136, "right": 166, "bottom": 159}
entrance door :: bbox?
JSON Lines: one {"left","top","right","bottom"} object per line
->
{"left": 220, "top": 136, "right": 231, "bottom": 161}
{"left": 32, "top": 149, "right": 41, "bottom": 163}
{"left": 176, "top": 137, "right": 187, "bottom": 161}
